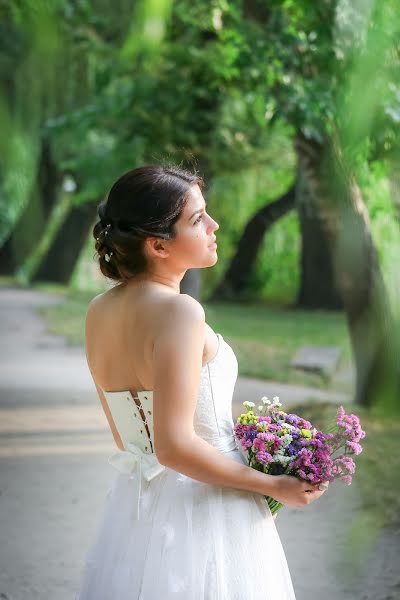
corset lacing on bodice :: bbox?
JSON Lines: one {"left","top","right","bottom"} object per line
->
{"left": 101, "top": 333, "right": 238, "bottom": 520}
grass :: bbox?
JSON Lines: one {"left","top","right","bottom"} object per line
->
{"left": 288, "top": 400, "right": 400, "bottom": 527}
{"left": 34, "top": 287, "right": 353, "bottom": 390}
{"left": 37, "top": 288, "right": 95, "bottom": 346}
{"left": 205, "top": 301, "right": 352, "bottom": 390}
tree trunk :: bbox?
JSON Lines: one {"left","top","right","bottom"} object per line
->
{"left": 0, "top": 139, "right": 59, "bottom": 275}
{"left": 209, "top": 185, "right": 296, "bottom": 301}
{"left": 295, "top": 166, "right": 343, "bottom": 309}
{"left": 180, "top": 268, "right": 201, "bottom": 299}
{"left": 32, "top": 200, "right": 98, "bottom": 284}
{"left": 295, "top": 130, "right": 396, "bottom": 407}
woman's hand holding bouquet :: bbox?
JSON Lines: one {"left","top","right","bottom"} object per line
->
{"left": 267, "top": 474, "right": 328, "bottom": 509}
{"left": 233, "top": 396, "right": 365, "bottom": 515}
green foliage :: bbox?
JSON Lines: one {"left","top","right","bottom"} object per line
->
{"left": 248, "top": 210, "right": 300, "bottom": 304}
{"left": 121, "top": 0, "right": 173, "bottom": 60}
{"left": 202, "top": 122, "right": 295, "bottom": 298}
{"left": 359, "top": 161, "right": 400, "bottom": 283}
{"left": 0, "top": 0, "right": 63, "bottom": 242}
{"left": 2, "top": 0, "right": 400, "bottom": 320}
{"left": 45, "top": 0, "right": 298, "bottom": 203}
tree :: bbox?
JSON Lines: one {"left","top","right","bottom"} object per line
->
{"left": 32, "top": 199, "right": 98, "bottom": 284}
{"left": 0, "top": 139, "right": 59, "bottom": 275}
{"left": 0, "top": 1, "right": 63, "bottom": 270}
{"left": 295, "top": 168, "right": 342, "bottom": 309}
{"left": 210, "top": 184, "right": 295, "bottom": 300}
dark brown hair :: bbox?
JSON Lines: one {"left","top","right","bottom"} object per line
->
{"left": 93, "top": 164, "right": 204, "bottom": 282}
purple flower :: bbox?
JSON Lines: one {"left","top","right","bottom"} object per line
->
{"left": 346, "top": 441, "right": 363, "bottom": 455}
{"left": 256, "top": 451, "right": 273, "bottom": 465}
{"left": 245, "top": 429, "right": 258, "bottom": 442}
{"left": 336, "top": 406, "right": 366, "bottom": 443}
{"left": 241, "top": 439, "right": 253, "bottom": 449}
{"left": 258, "top": 416, "right": 272, "bottom": 423}
{"left": 286, "top": 443, "right": 298, "bottom": 456}
{"left": 233, "top": 399, "right": 364, "bottom": 490}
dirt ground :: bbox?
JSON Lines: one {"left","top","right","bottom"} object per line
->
{"left": 0, "top": 287, "right": 398, "bottom": 600}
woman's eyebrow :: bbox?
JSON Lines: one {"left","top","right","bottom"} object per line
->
{"left": 189, "top": 203, "right": 207, "bottom": 220}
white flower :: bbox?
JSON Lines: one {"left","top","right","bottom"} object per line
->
{"left": 258, "top": 405, "right": 264, "bottom": 411}
{"left": 243, "top": 401, "right": 255, "bottom": 408}
{"left": 280, "top": 434, "right": 293, "bottom": 447}
{"left": 273, "top": 453, "right": 291, "bottom": 465}
{"left": 272, "top": 396, "right": 282, "bottom": 407}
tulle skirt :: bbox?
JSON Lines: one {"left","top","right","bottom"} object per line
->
{"left": 76, "top": 447, "right": 296, "bottom": 600}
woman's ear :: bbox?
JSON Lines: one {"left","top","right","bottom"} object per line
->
{"left": 144, "top": 237, "right": 170, "bottom": 260}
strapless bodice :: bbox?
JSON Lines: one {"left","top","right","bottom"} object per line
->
{"left": 100, "top": 333, "right": 239, "bottom": 519}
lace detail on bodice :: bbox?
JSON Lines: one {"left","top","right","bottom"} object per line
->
{"left": 194, "top": 333, "right": 238, "bottom": 451}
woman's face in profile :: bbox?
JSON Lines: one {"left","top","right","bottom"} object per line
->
{"left": 169, "top": 184, "right": 220, "bottom": 269}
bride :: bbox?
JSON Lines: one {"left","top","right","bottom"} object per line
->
{"left": 76, "top": 164, "right": 328, "bottom": 599}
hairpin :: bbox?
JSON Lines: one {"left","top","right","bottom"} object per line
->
{"left": 105, "top": 252, "right": 113, "bottom": 262}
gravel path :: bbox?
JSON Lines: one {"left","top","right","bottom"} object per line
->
{"left": 0, "top": 287, "right": 397, "bottom": 600}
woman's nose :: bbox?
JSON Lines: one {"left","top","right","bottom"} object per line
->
{"left": 211, "top": 218, "right": 219, "bottom": 232}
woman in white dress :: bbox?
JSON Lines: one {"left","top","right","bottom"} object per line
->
{"left": 77, "top": 164, "right": 327, "bottom": 600}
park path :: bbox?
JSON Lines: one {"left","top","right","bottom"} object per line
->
{"left": 0, "top": 287, "right": 395, "bottom": 600}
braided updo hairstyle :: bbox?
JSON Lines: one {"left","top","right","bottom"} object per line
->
{"left": 93, "top": 164, "right": 204, "bottom": 283}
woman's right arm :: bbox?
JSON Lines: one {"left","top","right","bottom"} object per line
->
{"left": 152, "top": 294, "right": 325, "bottom": 508}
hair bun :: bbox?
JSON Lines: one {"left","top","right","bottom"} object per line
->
{"left": 93, "top": 164, "right": 204, "bottom": 283}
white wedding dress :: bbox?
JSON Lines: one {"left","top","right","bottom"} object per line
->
{"left": 76, "top": 333, "right": 296, "bottom": 599}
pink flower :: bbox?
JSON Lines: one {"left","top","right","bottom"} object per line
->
{"left": 241, "top": 439, "right": 253, "bottom": 449}
{"left": 256, "top": 451, "right": 273, "bottom": 465}
{"left": 346, "top": 441, "right": 363, "bottom": 455}
{"left": 336, "top": 406, "right": 366, "bottom": 443}
{"left": 257, "top": 432, "right": 276, "bottom": 443}
{"left": 253, "top": 438, "right": 266, "bottom": 451}
{"left": 341, "top": 475, "right": 352, "bottom": 485}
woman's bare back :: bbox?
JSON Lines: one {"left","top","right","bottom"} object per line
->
{"left": 86, "top": 282, "right": 219, "bottom": 392}
{"left": 85, "top": 282, "right": 219, "bottom": 449}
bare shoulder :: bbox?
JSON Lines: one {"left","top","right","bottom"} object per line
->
{"left": 85, "top": 291, "right": 106, "bottom": 325}
{"left": 163, "top": 293, "right": 205, "bottom": 322}
{"left": 152, "top": 292, "right": 206, "bottom": 344}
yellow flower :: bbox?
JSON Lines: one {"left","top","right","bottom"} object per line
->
{"left": 300, "top": 429, "right": 312, "bottom": 438}
{"left": 278, "top": 411, "right": 287, "bottom": 415}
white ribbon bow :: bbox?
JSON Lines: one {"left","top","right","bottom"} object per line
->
{"left": 108, "top": 442, "right": 165, "bottom": 520}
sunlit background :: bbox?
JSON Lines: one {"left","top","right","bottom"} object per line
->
{"left": 0, "top": 1, "right": 399, "bottom": 599}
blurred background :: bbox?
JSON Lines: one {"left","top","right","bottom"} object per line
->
{"left": 0, "top": 1, "right": 399, "bottom": 599}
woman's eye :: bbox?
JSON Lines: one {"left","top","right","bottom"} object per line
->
{"left": 194, "top": 214, "right": 203, "bottom": 225}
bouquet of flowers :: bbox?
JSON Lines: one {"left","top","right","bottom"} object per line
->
{"left": 233, "top": 396, "right": 366, "bottom": 515}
